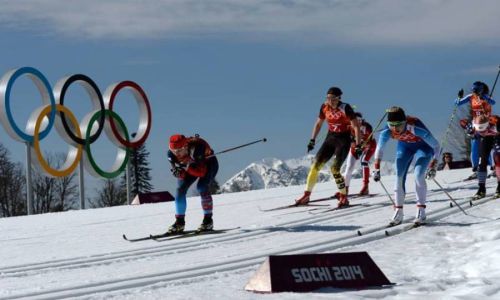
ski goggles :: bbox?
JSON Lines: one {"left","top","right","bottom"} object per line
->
{"left": 387, "top": 121, "right": 405, "bottom": 127}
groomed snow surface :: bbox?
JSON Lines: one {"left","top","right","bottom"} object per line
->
{"left": 1, "top": 168, "right": 499, "bottom": 299}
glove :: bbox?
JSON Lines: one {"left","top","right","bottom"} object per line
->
{"left": 354, "top": 144, "right": 363, "bottom": 158}
{"left": 171, "top": 167, "right": 186, "bottom": 179}
{"left": 458, "top": 88, "right": 464, "bottom": 99}
{"left": 372, "top": 169, "right": 381, "bottom": 182}
{"left": 307, "top": 139, "right": 315, "bottom": 153}
{"left": 426, "top": 159, "right": 438, "bottom": 180}
{"left": 465, "top": 122, "right": 474, "bottom": 136}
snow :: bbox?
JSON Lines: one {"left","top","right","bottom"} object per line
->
{"left": 1, "top": 168, "right": 500, "bottom": 299}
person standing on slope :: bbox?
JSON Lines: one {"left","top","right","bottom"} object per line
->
{"left": 167, "top": 134, "right": 219, "bottom": 233}
{"left": 343, "top": 112, "right": 377, "bottom": 196}
{"left": 372, "top": 107, "right": 440, "bottom": 226}
{"left": 295, "top": 86, "right": 361, "bottom": 208}
{"left": 459, "top": 114, "right": 500, "bottom": 199}
{"left": 455, "top": 81, "right": 496, "bottom": 180}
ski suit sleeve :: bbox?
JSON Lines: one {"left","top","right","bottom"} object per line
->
{"left": 454, "top": 94, "right": 473, "bottom": 106}
{"left": 483, "top": 95, "right": 496, "bottom": 105}
{"left": 374, "top": 126, "right": 391, "bottom": 161}
{"left": 414, "top": 127, "right": 440, "bottom": 160}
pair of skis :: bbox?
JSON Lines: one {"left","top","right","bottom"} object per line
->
{"left": 123, "top": 227, "right": 239, "bottom": 242}
{"left": 259, "top": 193, "right": 378, "bottom": 212}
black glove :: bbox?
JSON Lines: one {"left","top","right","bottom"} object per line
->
{"left": 458, "top": 88, "right": 464, "bottom": 99}
{"left": 171, "top": 167, "right": 186, "bottom": 179}
{"left": 307, "top": 139, "right": 315, "bottom": 153}
{"left": 354, "top": 144, "right": 363, "bottom": 158}
{"left": 426, "top": 159, "right": 438, "bottom": 180}
{"left": 372, "top": 169, "right": 381, "bottom": 182}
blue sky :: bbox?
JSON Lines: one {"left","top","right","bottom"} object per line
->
{"left": 0, "top": 0, "right": 499, "bottom": 195}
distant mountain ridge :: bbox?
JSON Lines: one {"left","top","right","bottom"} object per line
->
{"left": 220, "top": 155, "right": 398, "bottom": 193}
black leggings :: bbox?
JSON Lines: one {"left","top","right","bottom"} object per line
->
{"left": 315, "top": 132, "right": 351, "bottom": 172}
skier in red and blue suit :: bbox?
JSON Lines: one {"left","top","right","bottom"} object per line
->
{"left": 167, "top": 134, "right": 219, "bottom": 234}
{"left": 455, "top": 81, "right": 496, "bottom": 179}
{"left": 372, "top": 106, "right": 440, "bottom": 226}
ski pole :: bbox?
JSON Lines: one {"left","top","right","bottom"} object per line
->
{"left": 360, "top": 111, "right": 388, "bottom": 149}
{"left": 378, "top": 178, "right": 395, "bottom": 206}
{"left": 206, "top": 138, "right": 267, "bottom": 158}
{"left": 432, "top": 178, "right": 467, "bottom": 215}
{"left": 489, "top": 65, "right": 500, "bottom": 97}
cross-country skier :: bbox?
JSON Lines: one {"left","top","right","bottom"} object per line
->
{"left": 459, "top": 114, "right": 500, "bottom": 199}
{"left": 343, "top": 112, "right": 377, "bottom": 195}
{"left": 455, "top": 82, "right": 496, "bottom": 180}
{"left": 295, "top": 86, "right": 361, "bottom": 208}
{"left": 372, "top": 107, "right": 440, "bottom": 226}
{"left": 167, "top": 134, "right": 219, "bottom": 233}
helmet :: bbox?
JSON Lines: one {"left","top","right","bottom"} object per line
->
{"left": 471, "top": 81, "right": 488, "bottom": 95}
{"left": 327, "top": 87, "right": 343, "bottom": 97}
{"left": 387, "top": 106, "right": 406, "bottom": 122}
{"left": 169, "top": 134, "right": 188, "bottom": 150}
{"left": 472, "top": 115, "right": 489, "bottom": 132}
{"left": 354, "top": 112, "right": 363, "bottom": 118}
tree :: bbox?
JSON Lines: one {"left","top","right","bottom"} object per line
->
{"left": 90, "top": 178, "right": 126, "bottom": 207}
{"left": 31, "top": 152, "right": 79, "bottom": 214}
{"left": 0, "top": 143, "right": 26, "bottom": 217}
{"left": 121, "top": 133, "right": 153, "bottom": 200}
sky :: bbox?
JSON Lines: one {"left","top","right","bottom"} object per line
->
{"left": 0, "top": 0, "right": 499, "bottom": 199}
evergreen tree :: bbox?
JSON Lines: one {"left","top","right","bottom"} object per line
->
{"left": 120, "top": 133, "right": 153, "bottom": 200}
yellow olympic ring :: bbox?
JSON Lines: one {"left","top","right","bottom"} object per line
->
{"left": 32, "top": 104, "right": 83, "bottom": 177}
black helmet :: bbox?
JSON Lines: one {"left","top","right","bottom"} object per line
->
{"left": 327, "top": 87, "right": 343, "bottom": 97}
{"left": 387, "top": 106, "right": 406, "bottom": 122}
{"left": 471, "top": 81, "right": 489, "bottom": 95}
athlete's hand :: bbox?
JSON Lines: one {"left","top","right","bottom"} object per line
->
{"left": 171, "top": 167, "right": 186, "bottom": 179}
{"left": 426, "top": 159, "right": 438, "bottom": 180}
{"left": 372, "top": 169, "right": 381, "bottom": 182}
{"left": 465, "top": 122, "right": 475, "bottom": 136}
{"left": 307, "top": 139, "right": 315, "bottom": 153}
{"left": 354, "top": 144, "right": 363, "bottom": 158}
{"left": 458, "top": 89, "right": 464, "bottom": 99}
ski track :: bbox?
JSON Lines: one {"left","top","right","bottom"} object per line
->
{"left": 0, "top": 180, "right": 487, "bottom": 299}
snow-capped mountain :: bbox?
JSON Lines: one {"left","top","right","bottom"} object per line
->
{"left": 220, "top": 155, "right": 399, "bottom": 193}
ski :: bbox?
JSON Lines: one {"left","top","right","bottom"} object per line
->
{"left": 259, "top": 203, "right": 329, "bottom": 212}
{"left": 153, "top": 227, "right": 241, "bottom": 241}
{"left": 309, "top": 203, "right": 363, "bottom": 215}
{"left": 385, "top": 222, "right": 426, "bottom": 236}
{"left": 122, "top": 230, "right": 197, "bottom": 242}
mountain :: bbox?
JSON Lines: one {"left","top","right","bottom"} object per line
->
{"left": 220, "top": 155, "right": 399, "bottom": 193}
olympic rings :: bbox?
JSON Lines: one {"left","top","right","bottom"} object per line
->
{"left": 0, "top": 67, "right": 152, "bottom": 179}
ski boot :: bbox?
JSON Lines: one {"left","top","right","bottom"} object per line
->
{"left": 167, "top": 216, "right": 185, "bottom": 234}
{"left": 358, "top": 183, "right": 369, "bottom": 196}
{"left": 337, "top": 193, "right": 349, "bottom": 208}
{"left": 414, "top": 205, "right": 426, "bottom": 225}
{"left": 295, "top": 191, "right": 311, "bottom": 205}
{"left": 388, "top": 206, "right": 404, "bottom": 226}
{"left": 472, "top": 185, "right": 486, "bottom": 200}
{"left": 197, "top": 215, "right": 214, "bottom": 232}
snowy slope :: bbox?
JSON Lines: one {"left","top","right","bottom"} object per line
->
{"left": 221, "top": 155, "right": 398, "bottom": 193}
{"left": 0, "top": 168, "right": 499, "bottom": 299}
